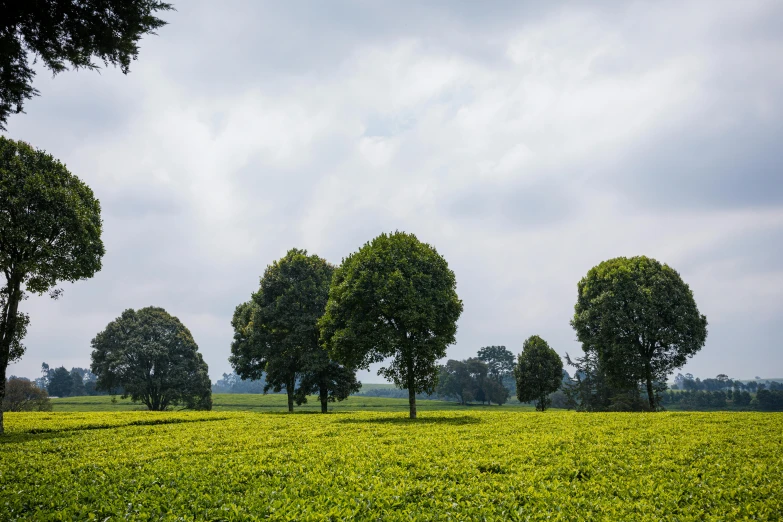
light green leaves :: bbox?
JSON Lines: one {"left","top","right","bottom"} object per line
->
{"left": 1, "top": 410, "right": 781, "bottom": 520}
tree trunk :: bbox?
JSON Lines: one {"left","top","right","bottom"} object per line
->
{"left": 0, "top": 276, "right": 23, "bottom": 436}
{"left": 287, "top": 377, "right": 294, "bottom": 413}
{"left": 319, "top": 383, "right": 328, "bottom": 414}
{"left": 407, "top": 379, "right": 417, "bottom": 419}
{"left": 645, "top": 362, "right": 656, "bottom": 411}
{"left": 0, "top": 377, "right": 5, "bottom": 435}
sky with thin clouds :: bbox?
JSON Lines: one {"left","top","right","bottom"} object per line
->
{"left": 4, "top": 0, "right": 783, "bottom": 383}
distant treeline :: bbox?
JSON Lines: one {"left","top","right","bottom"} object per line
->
{"left": 18, "top": 363, "right": 112, "bottom": 398}
{"left": 18, "top": 362, "right": 783, "bottom": 413}
{"left": 661, "top": 388, "right": 783, "bottom": 411}
{"left": 212, "top": 372, "right": 277, "bottom": 394}
{"left": 670, "top": 373, "right": 783, "bottom": 392}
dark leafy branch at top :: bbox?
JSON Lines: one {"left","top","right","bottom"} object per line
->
{"left": 0, "top": 0, "right": 174, "bottom": 129}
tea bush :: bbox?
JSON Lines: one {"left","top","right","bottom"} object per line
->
{"left": 1, "top": 411, "right": 781, "bottom": 520}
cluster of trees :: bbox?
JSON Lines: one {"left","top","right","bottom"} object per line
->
{"left": 231, "top": 235, "right": 463, "bottom": 419}
{"left": 672, "top": 373, "right": 782, "bottom": 393}
{"left": 434, "top": 339, "right": 570, "bottom": 412}
{"left": 37, "top": 363, "right": 106, "bottom": 397}
{"left": 435, "top": 355, "right": 511, "bottom": 406}
{"left": 755, "top": 389, "right": 783, "bottom": 410}
{"left": 1, "top": 1, "right": 172, "bottom": 435}
{"left": 660, "top": 388, "right": 783, "bottom": 411}
{"left": 230, "top": 249, "right": 361, "bottom": 414}
{"left": 661, "top": 389, "right": 747, "bottom": 409}
{"left": 212, "top": 372, "right": 268, "bottom": 394}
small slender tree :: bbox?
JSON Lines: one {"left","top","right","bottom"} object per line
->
{"left": 514, "top": 335, "right": 563, "bottom": 411}
{"left": 0, "top": 137, "right": 104, "bottom": 434}
{"left": 319, "top": 232, "right": 463, "bottom": 419}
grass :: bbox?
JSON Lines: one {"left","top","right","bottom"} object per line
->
{"left": 51, "top": 393, "right": 535, "bottom": 412}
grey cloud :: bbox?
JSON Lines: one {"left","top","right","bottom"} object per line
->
{"left": 4, "top": 1, "right": 783, "bottom": 382}
{"left": 448, "top": 179, "right": 579, "bottom": 228}
{"left": 609, "top": 118, "right": 783, "bottom": 210}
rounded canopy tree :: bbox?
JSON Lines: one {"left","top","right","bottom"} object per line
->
{"left": 514, "top": 335, "right": 563, "bottom": 411}
{"left": 230, "top": 248, "right": 358, "bottom": 413}
{"left": 571, "top": 256, "right": 708, "bottom": 410}
{"left": 90, "top": 307, "right": 212, "bottom": 411}
{"left": 0, "top": 137, "right": 104, "bottom": 434}
{"left": 319, "top": 231, "right": 463, "bottom": 419}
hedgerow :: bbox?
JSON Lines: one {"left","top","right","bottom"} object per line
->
{"left": 1, "top": 411, "right": 781, "bottom": 520}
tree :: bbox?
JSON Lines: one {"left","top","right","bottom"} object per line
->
{"left": 69, "top": 368, "right": 86, "bottom": 396}
{"left": 734, "top": 390, "right": 752, "bottom": 407}
{"left": 296, "top": 359, "right": 361, "bottom": 413}
{"left": 436, "top": 360, "right": 474, "bottom": 404}
{"left": 483, "top": 377, "right": 510, "bottom": 406}
{"left": 477, "top": 346, "right": 515, "bottom": 382}
{"left": 514, "top": 335, "right": 563, "bottom": 411}
{"left": 90, "top": 307, "right": 212, "bottom": 411}
{"left": 1, "top": 140, "right": 105, "bottom": 434}
{"left": 465, "top": 357, "right": 489, "bottom": 404}
{"left": 36, "top": 362, "right": 53, "bottom": 390}
{"left": 47, "top": 366, "right": 73, "bottom": 397}
{"left": 2, "top": 377, "right": 51, "bottom": 412}
{"left": 571, "top": 256, "right": 708, "bottom": 411}
{"left": 229, "top": 249, "right": 356, "bottom": 413}
{"left": 564, "top": 349, "right": 623, "bottom": 411}
{"left": 0, "top": 0, "right": 173, "bottom": 129}
{"left": 319, "top": 232, "right": 463, "bottom": 419}
{"left": 755, "top": 389, "right": 783, "bottom": 411}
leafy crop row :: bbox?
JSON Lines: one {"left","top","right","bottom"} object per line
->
{"left": 1, "top": 411, "right": 781, "bottom": 520}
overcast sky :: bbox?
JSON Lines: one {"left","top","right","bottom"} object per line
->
{"left": 4, "top": 0, "right": 783, "bottom": 383}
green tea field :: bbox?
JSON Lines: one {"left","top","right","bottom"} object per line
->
{"left": 2, "top": 410, "right": 781, "bottom": 521}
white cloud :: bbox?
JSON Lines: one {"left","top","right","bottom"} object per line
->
{"left": 5, "top": 0, "right": 783, "bottom": 382}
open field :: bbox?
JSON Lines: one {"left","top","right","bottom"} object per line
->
{"left": 2, "top": 410, "right": 782, "bottom": 520}
{"left": 49, "top": 393, "right": 532, "bottom": 412}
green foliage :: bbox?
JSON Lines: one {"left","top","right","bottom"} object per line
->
{"left": 1, "top": 411, "right": 781, "bottom": 519}
{"left": 514, "top": 335, "right": 563, "bottom": 411}
{"left": 437, "top": 359, "right": 477, "bottom": 404}
{"left": 230, "top": 248, "right": 356, "bottom": 413}
{"left": 0, "top": 0, "right": 173, "bottom": 129}
{"left": 90, "top": 307, "right": 212, "bottom": 411}
{"left": 437, "top": 358, "right": 510, "bottom": 406}
{"left": 571, "top": 256, "right": 708, "bottom": 411}
{"left": 296, "top": 360, "right": 361, "bottom": 413}
{"left": 477, "top": 345, "right": 515, "bottom": 382}
{"left": 46, "top": 367, "right": 73, "bottom": 398}
{"left": 755, "top": 389, "right": 783, "bottom": 411}
{"left": 69, "top": 369, "right": 86, "bottom": 397}
{"left": 1, "top": 378, "right": 50, "bottom": 412}
{"left": 319, "top": 231, "right": 463, "bottom": 418}
{"left": 0, "top": 137, "right": 104, "bottom": 434}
